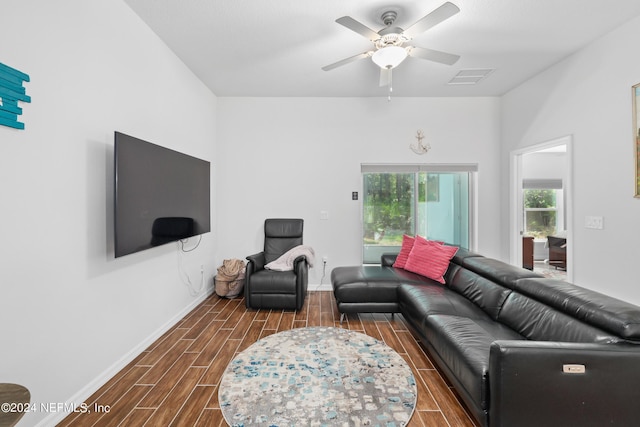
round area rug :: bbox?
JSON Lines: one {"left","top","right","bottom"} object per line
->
{"left": 218, "top": 326, "right": 416, "bottom": 427}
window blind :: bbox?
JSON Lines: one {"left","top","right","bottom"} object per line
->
{"left": 361, "top": 163, "right": 479, "bottom": 173}
{"left": 522, "top": 179, "right": 563, "bottom": 189}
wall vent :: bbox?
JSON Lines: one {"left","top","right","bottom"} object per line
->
{"left": 448, "top": 68, "right": 494, "bottom": 85}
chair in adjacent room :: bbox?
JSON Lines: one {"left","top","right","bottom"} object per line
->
{"left": 245, "top": 218, "right": 309, "bottom": 310}
{"left": 547, "top": 235, "right": 567, "bottom": 270}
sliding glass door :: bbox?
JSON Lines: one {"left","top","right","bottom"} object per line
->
{"left": 362, "top": 164, "right": 475, "bottom": 264}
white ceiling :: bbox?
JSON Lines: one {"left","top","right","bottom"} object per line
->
{"left": 124, "top": 0, "right": 640, "bottom": 98}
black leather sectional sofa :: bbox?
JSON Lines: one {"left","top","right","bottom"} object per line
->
{"left": 331, "top": 248, "right": 640, "bottom": 427}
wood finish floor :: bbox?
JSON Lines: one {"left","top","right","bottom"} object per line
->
{"left": 59, "top": 291, "right": 477, "bottom": 427}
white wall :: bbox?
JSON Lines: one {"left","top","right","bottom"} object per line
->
{"left": 0, "top": 1, "right": 217, "bottom": 425}
{"left": 501, "top": 15, "right": 640, "bottom": 304}
{"left": 522, "top": 152, "right": 567, "bottom": 181}
{"left": 216, "top": 97, "right": 502, "bottom": 285}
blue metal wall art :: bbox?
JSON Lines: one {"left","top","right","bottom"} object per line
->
{"left": 0, "top": 62, "right": 31, "bottom": 130}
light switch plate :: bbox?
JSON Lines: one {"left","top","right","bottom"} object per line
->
{"left": 585, "top": 216, "right": 604, "bottom": 229}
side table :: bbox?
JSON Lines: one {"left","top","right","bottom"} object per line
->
{"left": 0, "top": 383, "right": 30, "bottom": 427}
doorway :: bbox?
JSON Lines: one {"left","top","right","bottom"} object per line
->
{"left": 510, "top": 136, "right": 573, "bottom": 281}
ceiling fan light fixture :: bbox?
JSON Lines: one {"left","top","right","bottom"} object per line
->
{"left": 371, "top": 46, "right": 408, "bottom": 69}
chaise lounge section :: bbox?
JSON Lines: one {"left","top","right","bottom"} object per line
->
{"left": 331, "top": 248, "right": 640, "bottom": 427}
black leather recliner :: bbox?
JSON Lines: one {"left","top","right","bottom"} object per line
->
{"left": 245, "top": 218, "right": 308, "bottom": 310}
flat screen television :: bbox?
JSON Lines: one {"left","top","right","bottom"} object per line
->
{"left": 114, "top": 131, "right": 210, "bottom": 258}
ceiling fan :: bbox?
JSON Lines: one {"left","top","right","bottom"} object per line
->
{"left": 322, "top": 2, "right": 461, "bottom": 94}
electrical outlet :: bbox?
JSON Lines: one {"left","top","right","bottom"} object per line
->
{"left": 322, "top": 255, "right": 328, "bottom": 263}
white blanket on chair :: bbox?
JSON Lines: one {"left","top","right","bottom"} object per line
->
{"left": 265, "top": 245, "right": 315, "bottom": 271}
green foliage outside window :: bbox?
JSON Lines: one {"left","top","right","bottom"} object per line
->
{"left": 524, "top": 189, "right": 557, "bottom": 239}
{"left": 363, "top": 173, "right": 414, "bottom": 245}
{"left": 524, "top": 189, "right": 555, "bottom": 209}
{"left": 363, "top": 173, "right": 440, "bottom": 245}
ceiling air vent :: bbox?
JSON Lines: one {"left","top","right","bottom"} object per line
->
{"left": 448, "top": 68, "right": 494, "bottom": 85}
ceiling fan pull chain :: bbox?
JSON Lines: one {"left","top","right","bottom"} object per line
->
{"left": 388, "top": 68, "right": 393, "bottom": 101}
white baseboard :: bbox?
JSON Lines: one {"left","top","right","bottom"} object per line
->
{"left": 37, "top": 284, "right": 329, "bottom": 426}
{"left": 36, "top": 288, "right": 214, "bottom": 427}
{"left": 309, "top": 283, "right": 332, "bottom": 292}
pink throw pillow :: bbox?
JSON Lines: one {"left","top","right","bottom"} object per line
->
{"left": 404, "top": 236, "right": 459, "bottom": 284}
{"left": 393, "top": 234, "right": 415, "bottom": 269}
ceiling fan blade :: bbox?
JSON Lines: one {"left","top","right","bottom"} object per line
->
{"left": 322, "top": 51, "right": 372, "bottom": 71}
{"left": 379, "top": 68, "right": 391, "bottom": 87}
{"left": 408, "top": 46, "right": 460, "bottom": 65}
{"left": 404, "top": 2, "right": 460, "bottom": 39}
{"left": 335, "top": 16, "right": 380, "bottom": 41}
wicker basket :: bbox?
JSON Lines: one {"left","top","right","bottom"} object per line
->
{"left": 214, "top": 275, "right": 245, "bottom": 299}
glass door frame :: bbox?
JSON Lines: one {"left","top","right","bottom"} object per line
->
{"left": 360, "top": 163, "right": 478, "bottom": 264}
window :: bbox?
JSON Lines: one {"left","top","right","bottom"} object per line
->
{"left": 361, "top": 164, "right": 476, "bottom": 264}
{"left": 523, "top": 189, "right": 563, "bottom": 238}
{"left": 522, "top": 179, "right": 564, "bottom": 239}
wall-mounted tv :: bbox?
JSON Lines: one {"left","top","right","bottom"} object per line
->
{"left": 114, "top": 131, "right": 210, "bottom": 258}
